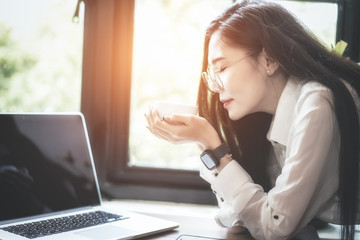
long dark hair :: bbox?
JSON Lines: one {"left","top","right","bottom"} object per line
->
{"left": 197, "top": 1, "right": 360, "bottom": 239}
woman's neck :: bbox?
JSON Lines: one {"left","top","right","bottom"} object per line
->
{"left": 264, "top": 70, "right": 289, "bottom": 115}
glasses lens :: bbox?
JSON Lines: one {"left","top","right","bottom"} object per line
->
{"left": 213, "top": 74, "right": 223, "bottom": 90}
{"left": 202, "top": 72, "right": 212, "bottom": 90}
{"left": 202, "top": 66, "right": 222, "bottom": 93}
{"left": 202, "top": 72, "right": 215, "bottom": 92}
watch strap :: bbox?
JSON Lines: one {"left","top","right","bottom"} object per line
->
{"left": 212, "top": 143, "right": 230, "bottom": 160}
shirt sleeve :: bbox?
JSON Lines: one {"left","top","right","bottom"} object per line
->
{"left": 199, "top": 88, "right": 340, "bottom": 240}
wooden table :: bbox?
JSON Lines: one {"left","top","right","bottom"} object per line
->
{"left": 104, "top": 200, "right": 344, "bottom": 240}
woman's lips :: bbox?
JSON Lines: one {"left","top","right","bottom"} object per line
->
{"left": 221, "top": 99, "right": 233, "bottom": 109}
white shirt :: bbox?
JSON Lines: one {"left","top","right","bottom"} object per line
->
{"left": 200, "top": 76, "right": 360, "bottom": 240}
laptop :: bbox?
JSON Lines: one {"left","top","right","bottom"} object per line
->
{"left": 0, "top": 113, "right": 179, "bottom": 240}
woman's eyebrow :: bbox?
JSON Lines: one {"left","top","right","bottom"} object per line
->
{"left": 211, "top": 57, "right": 225, "bottom": 65}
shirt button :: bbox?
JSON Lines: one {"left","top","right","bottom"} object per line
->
{"left": 220, "top": 197, "right": 224, "bottom": 202}
{"left": 214, "top": 173, "right": 218, "bottom": 177}
{"left": 213, "top": 190, "right": 217, "bottom": 194}
{"left": 273, "top": 215, "right": 279, "bottom": 220}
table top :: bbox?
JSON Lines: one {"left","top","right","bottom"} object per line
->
{"left": 104, "top": 199, "right": 342, "bottom": 240}
{"left": 104, "top": 200, "right": 253, "bottom": 240}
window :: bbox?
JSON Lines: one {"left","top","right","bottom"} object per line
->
{"left": 270, "top": 0, "right": 338, "bottom": 48}
{"left": 1, "top": 0, "right": 358, "bottom": 204}
{"left": 129, "top": 0, "right": 339, "bottom": 172}
{"left": 80, "top": 0, "right": 360, "bottom": 204}
{"left": 129, "top": 0, "right": 232, "bottom": 171}
{"left": 0, "top": 0, "right": 84, "bottom": 112}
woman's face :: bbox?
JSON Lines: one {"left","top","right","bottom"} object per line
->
{"left": 207, "top": 31, "right": 273, "bottom": 120}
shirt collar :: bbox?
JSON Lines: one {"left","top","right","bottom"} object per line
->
{"left": 267, "top": 76, "right": 303, "bottom": 146}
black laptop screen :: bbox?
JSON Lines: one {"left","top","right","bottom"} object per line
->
{"left": 0, "top": 114, "right": 101, "bottom": 222}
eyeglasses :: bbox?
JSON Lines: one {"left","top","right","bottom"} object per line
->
{"left": 201, "top": 52, "right": 255, "bottom": 93}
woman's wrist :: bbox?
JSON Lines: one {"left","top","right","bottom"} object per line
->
{"left": 208, "top": 140, "right": 222, "bottom": 150}
{"left": 201, "top": 130, "right": 222, "bottom": 150}
{"left": 199, "top": 120, "right": 222, "bottom": 150}
{"left": 199, "top": 137, "right": 221, "bottom": 151}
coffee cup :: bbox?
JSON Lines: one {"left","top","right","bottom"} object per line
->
{"left": 152, "top": 101, "right": 198, "bottom": 119}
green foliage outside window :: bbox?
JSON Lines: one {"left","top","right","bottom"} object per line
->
{"left": 0, "top": 0, "right": 83, "bottom": 113}
{"left": 0, "top": 24, "right": 36, "bottom": 96}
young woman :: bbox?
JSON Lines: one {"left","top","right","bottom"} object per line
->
{"left": 145, "top": 0, "right": 360, "bottom": 239}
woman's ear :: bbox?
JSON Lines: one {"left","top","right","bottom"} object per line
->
{"left": 261, "top": 48, "right": 280, "bottom": 76}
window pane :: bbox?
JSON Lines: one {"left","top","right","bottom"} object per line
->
{"left": 129, "top": 0, "right": 232, "bottom": 170}
{"left": 270, "top": 0, "right": 338, "bottom": 47}
{"left": 129, "top": 0, "right": 338, "bottom": 171}
{"left": 0, "top": 0, "right": 84, "bottom": 112}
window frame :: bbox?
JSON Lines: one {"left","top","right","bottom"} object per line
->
{"left": 80, "top": 0, "right": 360, "bottom": 204}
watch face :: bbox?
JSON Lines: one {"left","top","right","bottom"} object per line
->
{"left": 201, "top": 153, "right": 217, "bottom": 170}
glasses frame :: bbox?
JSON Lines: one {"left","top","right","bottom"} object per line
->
{"left": 201, "top": 52, "right": 256, "bottom": 93}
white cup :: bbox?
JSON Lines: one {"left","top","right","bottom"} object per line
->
{"left": 152, "top": 101, "right": 198, "bottom": 119}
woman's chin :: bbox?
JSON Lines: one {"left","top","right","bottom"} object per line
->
{"left": 226, "top": 105, "right": 251, "bottom": 120}
{"left": 227, "top": 111, "right": 244, "bottom": 121}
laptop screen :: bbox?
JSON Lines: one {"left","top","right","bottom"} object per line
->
{"left": 0, "top": 114, "right": 101, "bottom": 222}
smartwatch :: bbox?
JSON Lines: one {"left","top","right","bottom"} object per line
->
{"left": 200, "top": 143, "right": 230, "bottom": 170}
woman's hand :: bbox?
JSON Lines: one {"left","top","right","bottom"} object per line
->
{"left": 145, "top": 106, "right": 222, "bottom": 150}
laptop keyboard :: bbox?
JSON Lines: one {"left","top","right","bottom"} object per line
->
{"left": 1, "top": 210, "right": 128, "bottom": 239}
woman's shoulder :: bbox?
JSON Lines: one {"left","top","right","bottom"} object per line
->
{"left": 281, "top": 78, "right": 335, "bottom": 119}
{"left": 301, "top": 79, "right": 331, "bottom": 94}
{"left": 276, "top": 77, "right": 333, "bottom": 116}
{"left": 299, "top": 78, "right": 360, "bottom": 108}
{"left": 286, "top": 77, "right": 331, "bottom": 95}
{"left": 293, "top": 78, "right": 333, "bottom": 104}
